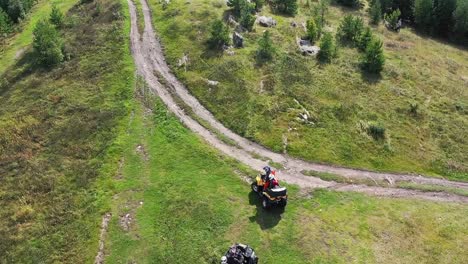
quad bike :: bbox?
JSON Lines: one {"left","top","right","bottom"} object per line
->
{"left": 221, "top": 243, "right": 258, "bottom": 264}
{"left": 251, "top": 175, "right": 287, "bottom": 209}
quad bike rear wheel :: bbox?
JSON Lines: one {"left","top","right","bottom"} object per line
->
{"left": 251, "top": 182, "right": 258, "bottom": 193}
{"left": 279, "top": 199, "right": 287, "bottom": 207}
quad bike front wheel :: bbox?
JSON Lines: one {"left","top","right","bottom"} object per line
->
{"left": 251, "top": 182, "right": 258, "bottom": 193}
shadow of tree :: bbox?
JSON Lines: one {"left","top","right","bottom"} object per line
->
{"left": 248, "top": 191, "right": 284, "bottom": 230}
{"left": 360, "top": 69, "right": 382, "bottom": 84}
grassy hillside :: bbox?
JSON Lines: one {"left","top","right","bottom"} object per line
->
{"left": 0, "top": 0, "right": 133, "bottom": 261}
{"left": 104, "top": 80, "right": 468, "bottom": 264}
{"left": 146, "top": 0, "right": 468, "bottom": 180}
{"left": 0, "top": 0, "right": 78, "bottom": 73}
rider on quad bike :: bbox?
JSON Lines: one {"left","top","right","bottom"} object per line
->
{"left": 221, "top": 243, "right": 258, "bottom": 264}
{"left": 264, "top": 174, "right": 279, "bottom": 190}
{"left": 251, "top": 166, "right": 288, "bottom": 209}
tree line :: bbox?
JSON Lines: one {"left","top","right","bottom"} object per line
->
{"left": 0, "top": 0, "right": 37, "bottom": 34}
{"left": 370, "top": 0, "right": 467, "bottom": 43}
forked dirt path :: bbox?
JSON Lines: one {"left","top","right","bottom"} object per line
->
{"left": 127, "top": 0, "right": 468, "bottom": 203}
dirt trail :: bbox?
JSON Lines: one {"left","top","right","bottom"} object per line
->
{"left": 127, "top": 0, "right": 468, "bottom": 203}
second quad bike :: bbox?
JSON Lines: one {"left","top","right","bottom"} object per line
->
{"left": 251, "top": 175, "right": 288, "bottom": 209}
{"left": 221, "top": 243, "right": 258, "bottom": 264}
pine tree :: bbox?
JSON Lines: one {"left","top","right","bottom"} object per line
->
{"left": 358, "top": 27, "right": 373, "bottom": 51}
{"left": 384, "top": 8, "right": 401, "bottom": 31}
{"left": 253, "top": 0, "right": 264, "bottom": 11}
{"left": 414, "top": 0, "right": 433, "bottom": 32}
{"left": 227, "top": 0, "right": 242, "bottom": 15}
{"left": 370, "top": 0, "right": 382, "bottom": 25}
{"left": 0, "top": 7, "right": 12, "bottom": 34}
{"left": 33, "top": 19, "right": 64, "bottom": 66}
{"left": 256, "top": 30, "right": 275, "bottom": 62}
{"left": 239, "top": 0, "right": 255, "bottom": 31}
{"left": 453, "top": 0, "right": 468, "bottom": 40}
{"left": 306, "top": 19, "right": 318, "bottom": 42}
{"left": 432, "top": 0, "right": 457, "bottom": 37}
{"left": 318, "top": 32, "right": 336, "bottom": 62}
{"left": 208, "top": 19, "right": 229, "bottom": 49}
{"left": 337, "top": 15, "right": 364, "bottom": 45}
{"left": 361, "top": 38, "right": 385, "bottom": 73}
{"left": 49, "top": 5, "right": 63, "bottom": 27}
{"left": 271, "top": 0, "right": 298, "bottom": 15}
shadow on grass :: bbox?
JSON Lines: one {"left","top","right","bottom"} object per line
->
{"left": 201, "top": 43, "right": 224, "bottom": 60}
{"left": 248, "top": 191, "right": 284, "bottom": 230}
{"left": 0, "top": 50, "right": 40, "bottom": 97}
{"left": 360, "top": 69, "right": 382, "bottom": 84}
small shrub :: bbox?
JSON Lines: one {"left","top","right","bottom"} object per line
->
{"left": 361, "top": 38, "right": 384, "bottom": 73}
{"left": 409, "top": 102, "right": 419, "bottom": 116}
{"left": 337, "top": 15, "right": 364, "bottom": 45}
{"left": 384, "top": 9, "right": 401, "bottom": 31}
{"left": 208, "top": 19, "right": 229, "bottom": 49}
{"left": 33, "top": 19, "right": 64, "bottom": 66}
{"left": 306, "top": 18, "right": 318, "bottom": 42}
{"left": 368, "top": 123, "right": 386, "bottom": 139}
{"left": 318, "top": 32, "right": 337, "bottom": 62}
{"left": 256, "top": 30, "right": 275, "bottom": 63}
{"left": 49, "top": 5, "right": 64, "bottom": 27}
{"left": 369, "top": 0, "right": 382, "bottom": 25}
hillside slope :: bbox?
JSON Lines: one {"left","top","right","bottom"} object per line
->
{"left": 146, "top": 0, "right": 468, "bottom": 180}
{"left": 0, "top": 0, "right": 133, "bottom": 261}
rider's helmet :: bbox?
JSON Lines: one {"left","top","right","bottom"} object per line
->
{"left": 220, "top": 256, "right": 227, "bottom": 264}
{"left": 263, "top": 166, "right": 271, "bottom": 174}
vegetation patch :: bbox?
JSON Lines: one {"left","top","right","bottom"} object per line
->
{"left": 147, "top": 0, "right": 467, "bottom": 180}
{"left": 0, "top": 0, "right": 133, "bottom": 261}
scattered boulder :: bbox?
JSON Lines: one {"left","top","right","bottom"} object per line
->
{"left": 299, "top": 38, "right": 311, "bottom": 46}
{"left": 235, "top": 24, "right": 247, "bottom": 33}
{"left": 177, "top": 53, "right": 189, "bottom": 68}
{"left": 300, "top": 45, "right": 320, "bottom": 56}
{"left": 257, "top": 16, "right": 277, "bottom": 27}
{"left": 225, "top": 49, "right": 235, "bottom": 56}
{"left": 233, "top": 32, "right": 244, "bottom": 48}
{"left": 296, "top": 37, "right": 320, "bottom": 56}
{"left": 228, "top": 15, "right": 239, "bottom": 27}
{"left": 207, "top": 79, "right": 219, "bottom": 86}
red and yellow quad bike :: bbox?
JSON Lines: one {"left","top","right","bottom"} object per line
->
{"left": 251, "top": 175, "right": 288, "bottom": 209}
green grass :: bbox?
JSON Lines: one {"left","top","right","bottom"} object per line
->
{"left": 145, "top": 0, "right": 468, "bottom": 181}
{"left": 105, "top": 84, "right": 468, "bottom": 263}
{"left": 397, "top": 182, "right": 468, "bottom": 197}
{"left": 0, "top": 0, "right": 78, "bottom": 73}
{"left": 0, "top": 0, "right": 134, "bottom": 262}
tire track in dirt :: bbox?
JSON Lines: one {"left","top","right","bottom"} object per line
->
{"left": 127, "top": 0, "right": 468, "bottom": 203}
